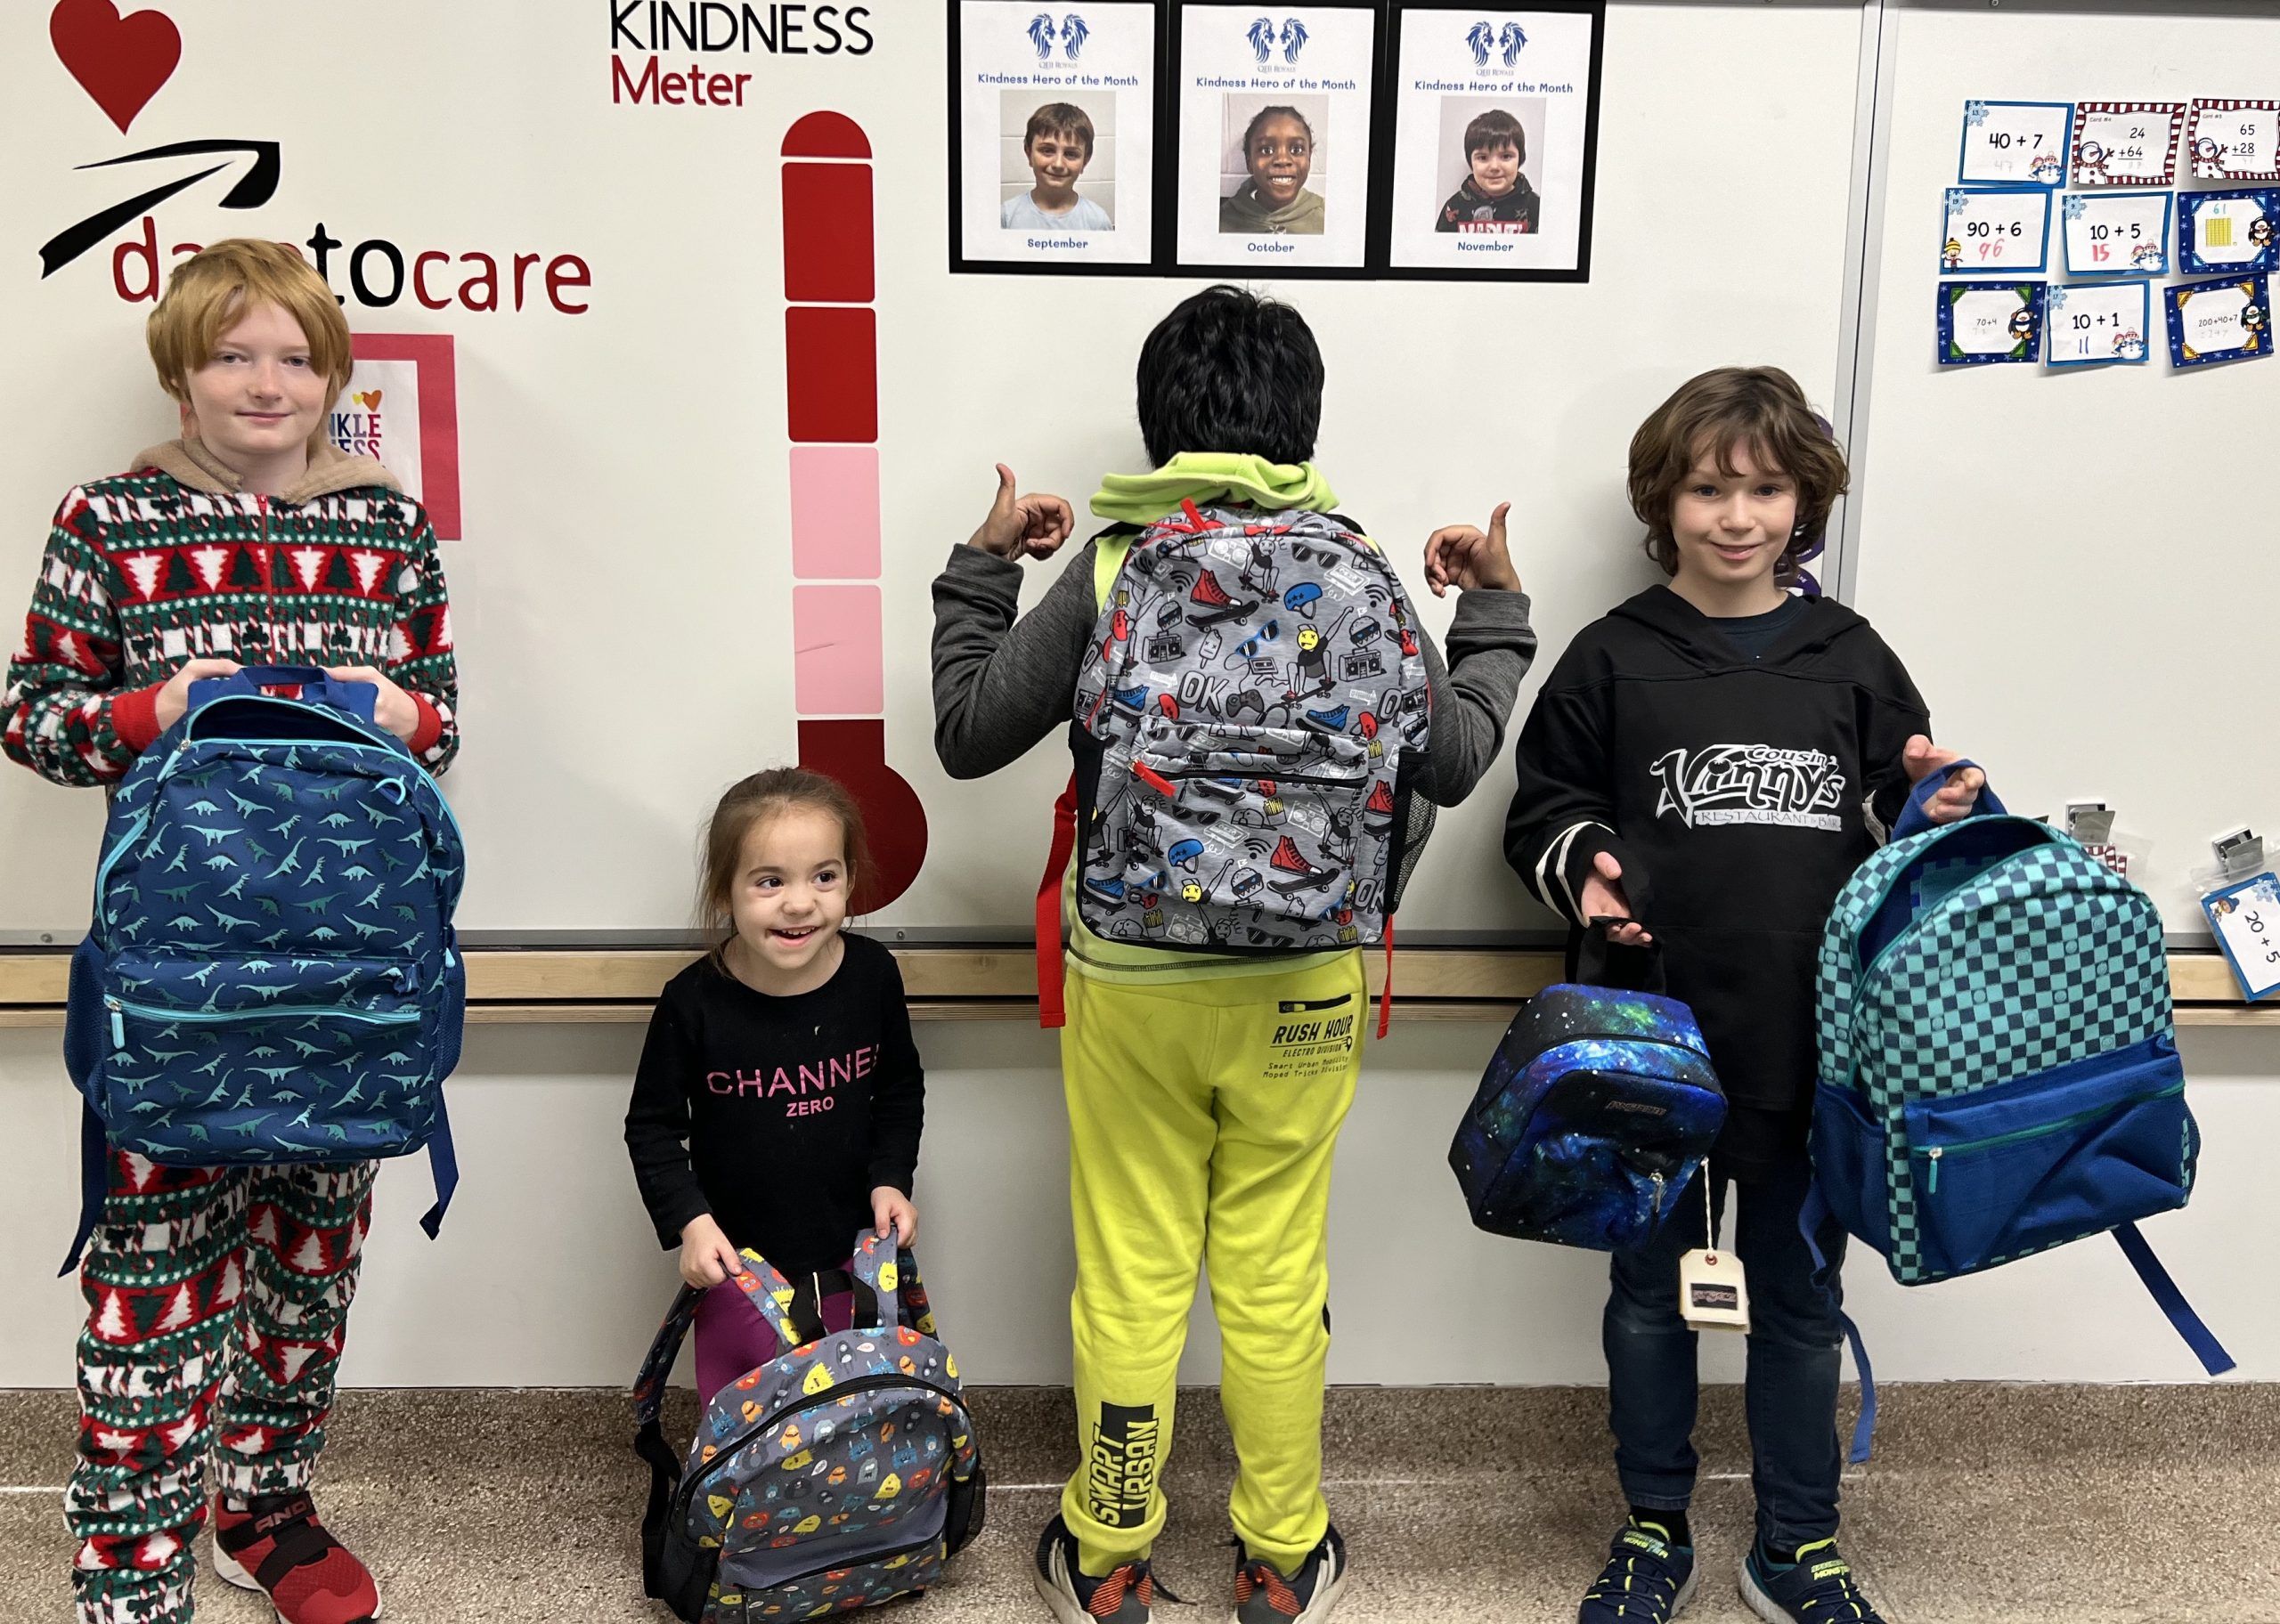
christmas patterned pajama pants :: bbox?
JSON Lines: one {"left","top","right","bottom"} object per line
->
{"left": 67, "top": 1153, "right": 377, "bottom": 1624}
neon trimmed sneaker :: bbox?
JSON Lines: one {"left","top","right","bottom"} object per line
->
{"left": 1739, "top": 1539, "right": 1888, "bottom": 1624}
{"left": 210, "top": 1493, "right": 380, "bottom": 1624}
{"left": 1234, "top": 1524, "right": 1348, "bottom": 1622}
{"left": 1578, "top": 1518, "right": 1697, "bottom": 1622}
{"left": 1033, "top": 1514, "right": 1167, "bottom": 1622}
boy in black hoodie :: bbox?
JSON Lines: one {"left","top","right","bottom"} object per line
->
{"left": 1492, "top": 368, "right": 1983, "bottom": 1624}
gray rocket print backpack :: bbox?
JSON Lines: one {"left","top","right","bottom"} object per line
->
{"left": 1059, "top": 502, "right": 1433, "bottom": 978}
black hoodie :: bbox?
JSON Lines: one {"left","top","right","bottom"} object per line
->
{"left": 1504, "top": 585, "right": 1930, "bottom": 1129}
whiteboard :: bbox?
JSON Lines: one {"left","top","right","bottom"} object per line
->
{"left": 1846, "top": 0, "right": 2280, "bottom": 937}
{"left": 0, "top": 1, "right": 1867, "bottom": 939}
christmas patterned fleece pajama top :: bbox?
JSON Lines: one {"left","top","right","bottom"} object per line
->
{"left": 4, "top": 436, "right": 459, "bottom": 1624}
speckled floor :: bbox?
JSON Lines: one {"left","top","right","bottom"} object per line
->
{"left": 1, "top": 1384, "right": 2272, "bottom": 1623}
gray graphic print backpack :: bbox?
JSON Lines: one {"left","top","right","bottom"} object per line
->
{"left": 632, "top": 1231, "right": 984, "bottom": 1622}
{"left": 1041, "top": 502, "right": 1432, "bottom": 1021}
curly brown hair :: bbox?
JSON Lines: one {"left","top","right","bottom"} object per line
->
{"left": 1626, "top": 367, "right": 1849, "bottom": 583}
{"left": 698, "top": 768, "right": 872, "bottom": 959}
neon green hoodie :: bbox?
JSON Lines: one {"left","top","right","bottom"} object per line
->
{"left": 1090, "top": 452, "right": 1338, "bottom": 527}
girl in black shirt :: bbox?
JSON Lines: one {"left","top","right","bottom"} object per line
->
{"left": 624, "top": 768, "right": 925, "bottom": 1400}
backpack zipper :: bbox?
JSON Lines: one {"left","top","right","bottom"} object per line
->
{"left": 257, "top": 493, "right": 273, "bottom": 662}
{"left": 1152, "top": 767, "right": 1364, "bottom": 789}
{"left": 677, "top": 1371, "right": 972, "bottom": 1526}
{"left": 106, "top": 995, "right": 419, "bottom": 1048}
{"left": 739, "top": 1526, "right": 950, "bottom": 1594}
{"left": 1916, "top": 1081, "right": 2186, "bottom": 1194}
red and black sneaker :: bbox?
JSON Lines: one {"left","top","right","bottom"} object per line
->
{"left": 211, "top": 1493, "right": 382, "bottom": 1624}
{"left": 1033, "top": 1514, "right": 1175, "bottom": 1622}
{"left": 1235, "top": 1525, "right": 1348, "bottom": 1622}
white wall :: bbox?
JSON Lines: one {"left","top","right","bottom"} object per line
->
{"left": 3, "top": 1018, "right": 2269, "bottom": 1388}
{"left": 0, "top": 0, "right": 1867, "bottom": 942}
{"left": 1850, "top": 0, "right": 2280, "bottom": 931}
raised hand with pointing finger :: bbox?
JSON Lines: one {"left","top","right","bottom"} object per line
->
{"left": 1422, "top": 500, "right": 1524, "bottom": 597}
{"left": 967, "top": 463, "right": 1076, "bottom": 562}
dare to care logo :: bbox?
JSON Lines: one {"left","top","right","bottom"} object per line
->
{"left": 610, "top": 1, "right": 876, "bottom": 107}
{"left": 39, "top": 1, "right": 595, "bottom": 314}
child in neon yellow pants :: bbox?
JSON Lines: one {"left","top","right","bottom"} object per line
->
{"left": 929, "top": 285, "right": 1535, "bottom": 1621}
{"left": 1059, "top": 953, "right": 1364, "bottom": 1574}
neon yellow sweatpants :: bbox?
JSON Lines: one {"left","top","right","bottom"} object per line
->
{"left": 1056, "top": 951, "right": 1365, "bottom": 1577}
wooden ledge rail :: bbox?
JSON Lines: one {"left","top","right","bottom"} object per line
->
{"left": 0, "top": 946, "right": 2270, "bottom": 1027}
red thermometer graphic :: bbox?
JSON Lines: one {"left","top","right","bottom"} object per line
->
{"left": 781, "top": 111, "right": 927, "bottom": 910}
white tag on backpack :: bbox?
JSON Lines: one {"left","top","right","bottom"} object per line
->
{"left": 1680, "top": 1247, "right": 1750, "bottom": 1332}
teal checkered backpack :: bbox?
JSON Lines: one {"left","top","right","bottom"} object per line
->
{"left": 1809, "top": 762, "right": 2233, "bottom": 1458}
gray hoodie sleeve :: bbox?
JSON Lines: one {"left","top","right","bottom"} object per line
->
{"left": 929, "top": 540, "right": 1099, "bottom": 779}
{"left": 1413, "top": 589, "right": 1538, "bottom": 806}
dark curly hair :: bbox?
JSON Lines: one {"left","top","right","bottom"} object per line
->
{"left": 1627, "top": 366, "right": 1849, "bottom": 583}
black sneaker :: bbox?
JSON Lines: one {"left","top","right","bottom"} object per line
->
{"left": 1033, "top": 1514, "right": 1163, "bottom": 1622}
{"left": 1234, "top": 1524, "right": 1348, "bottom": 1622}
{"left": 1739, "top": 1539, "right": 1887, "bottom": 1624}
{"left": 1578, "top": 1518, "right": 1697, "bottom": 1622}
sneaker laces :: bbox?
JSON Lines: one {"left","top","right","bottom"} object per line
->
{"left": 1583, "top": 1523, "right": 1688, "bottom": 1617}
{"left": 1082, "top": 1558, "right": 1183, "bottom": 1617}
{"left": 1773, "top": 1540, "right": 1885, "bottom": 1622}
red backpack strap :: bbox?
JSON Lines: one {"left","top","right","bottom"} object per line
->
{"left": 1037, "top": 775, "right": 1079, "bottom": 1028}
{"left": 1377, "top": 914, "right": 1396, "bottom": 1039}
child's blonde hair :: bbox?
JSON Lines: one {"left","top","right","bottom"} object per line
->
{"left": 146, "top": 239, "right": 354, "bottom": 406}
{"left": 699, "top": 768, "right": 872, "bottom": 957}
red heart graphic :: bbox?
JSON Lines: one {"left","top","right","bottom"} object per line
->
{"left": 51, "top": 0, "right": 181, "bottom": 134}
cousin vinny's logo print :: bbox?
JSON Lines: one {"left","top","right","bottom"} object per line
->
{"left": 1652, "top": 744, "right": 1846, "bottom": 832}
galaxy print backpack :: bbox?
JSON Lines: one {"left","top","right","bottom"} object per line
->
{"left": 1451, "top": 925, "right": 1727, "bottom": 1250}
{"left": 632, "top": 1231, "right": 986, "bottom": 1622}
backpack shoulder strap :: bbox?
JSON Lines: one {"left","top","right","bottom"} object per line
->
{"left": 631, "top": 1284, "right": 705, "bottom": 1604}
{"left": 2112, "top": 1222, "right": 2235, "bottom": 1376}
{"left": 1092, "top": 524, "right": 1140, "bottom": 613}
{"left": 850, "top": 1229, "right": 905, "bottom": 1330}
{"left": 632, "top": 1285, "right": 704, "bottom": 1431}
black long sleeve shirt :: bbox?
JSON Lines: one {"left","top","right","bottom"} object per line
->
{"left": 623, "top": 934, "right": 924, "bottom": 1272}
{"left": 1502, "top": 585, "right": 1931, "bottom": 1144}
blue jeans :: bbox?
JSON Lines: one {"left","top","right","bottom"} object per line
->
{"left": 1603, "top": 1155, "right": 1849, "bottom": 1550}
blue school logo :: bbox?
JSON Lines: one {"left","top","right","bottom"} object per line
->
{"left": 1465, "top": 20, "right": 1528, "bottom": 67}
{"left": 1035, "top": 11, "right": 1089, "bottom": 60}
{"left": 1247, "top": 17, "right": 1309, "bottom": 64}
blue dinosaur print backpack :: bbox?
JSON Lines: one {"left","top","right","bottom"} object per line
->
{"left": 61, "top": 665, "right": 465, "bottom": 1268}
{"left": 1452, "top": 925, "right": 1727, "bottom": 1250}
{"left": 1808, "top": 761, "right": 2233, "bottom": 1458}
{"left": 632, "top": 1232, "right": 987, "bottom": 1622}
